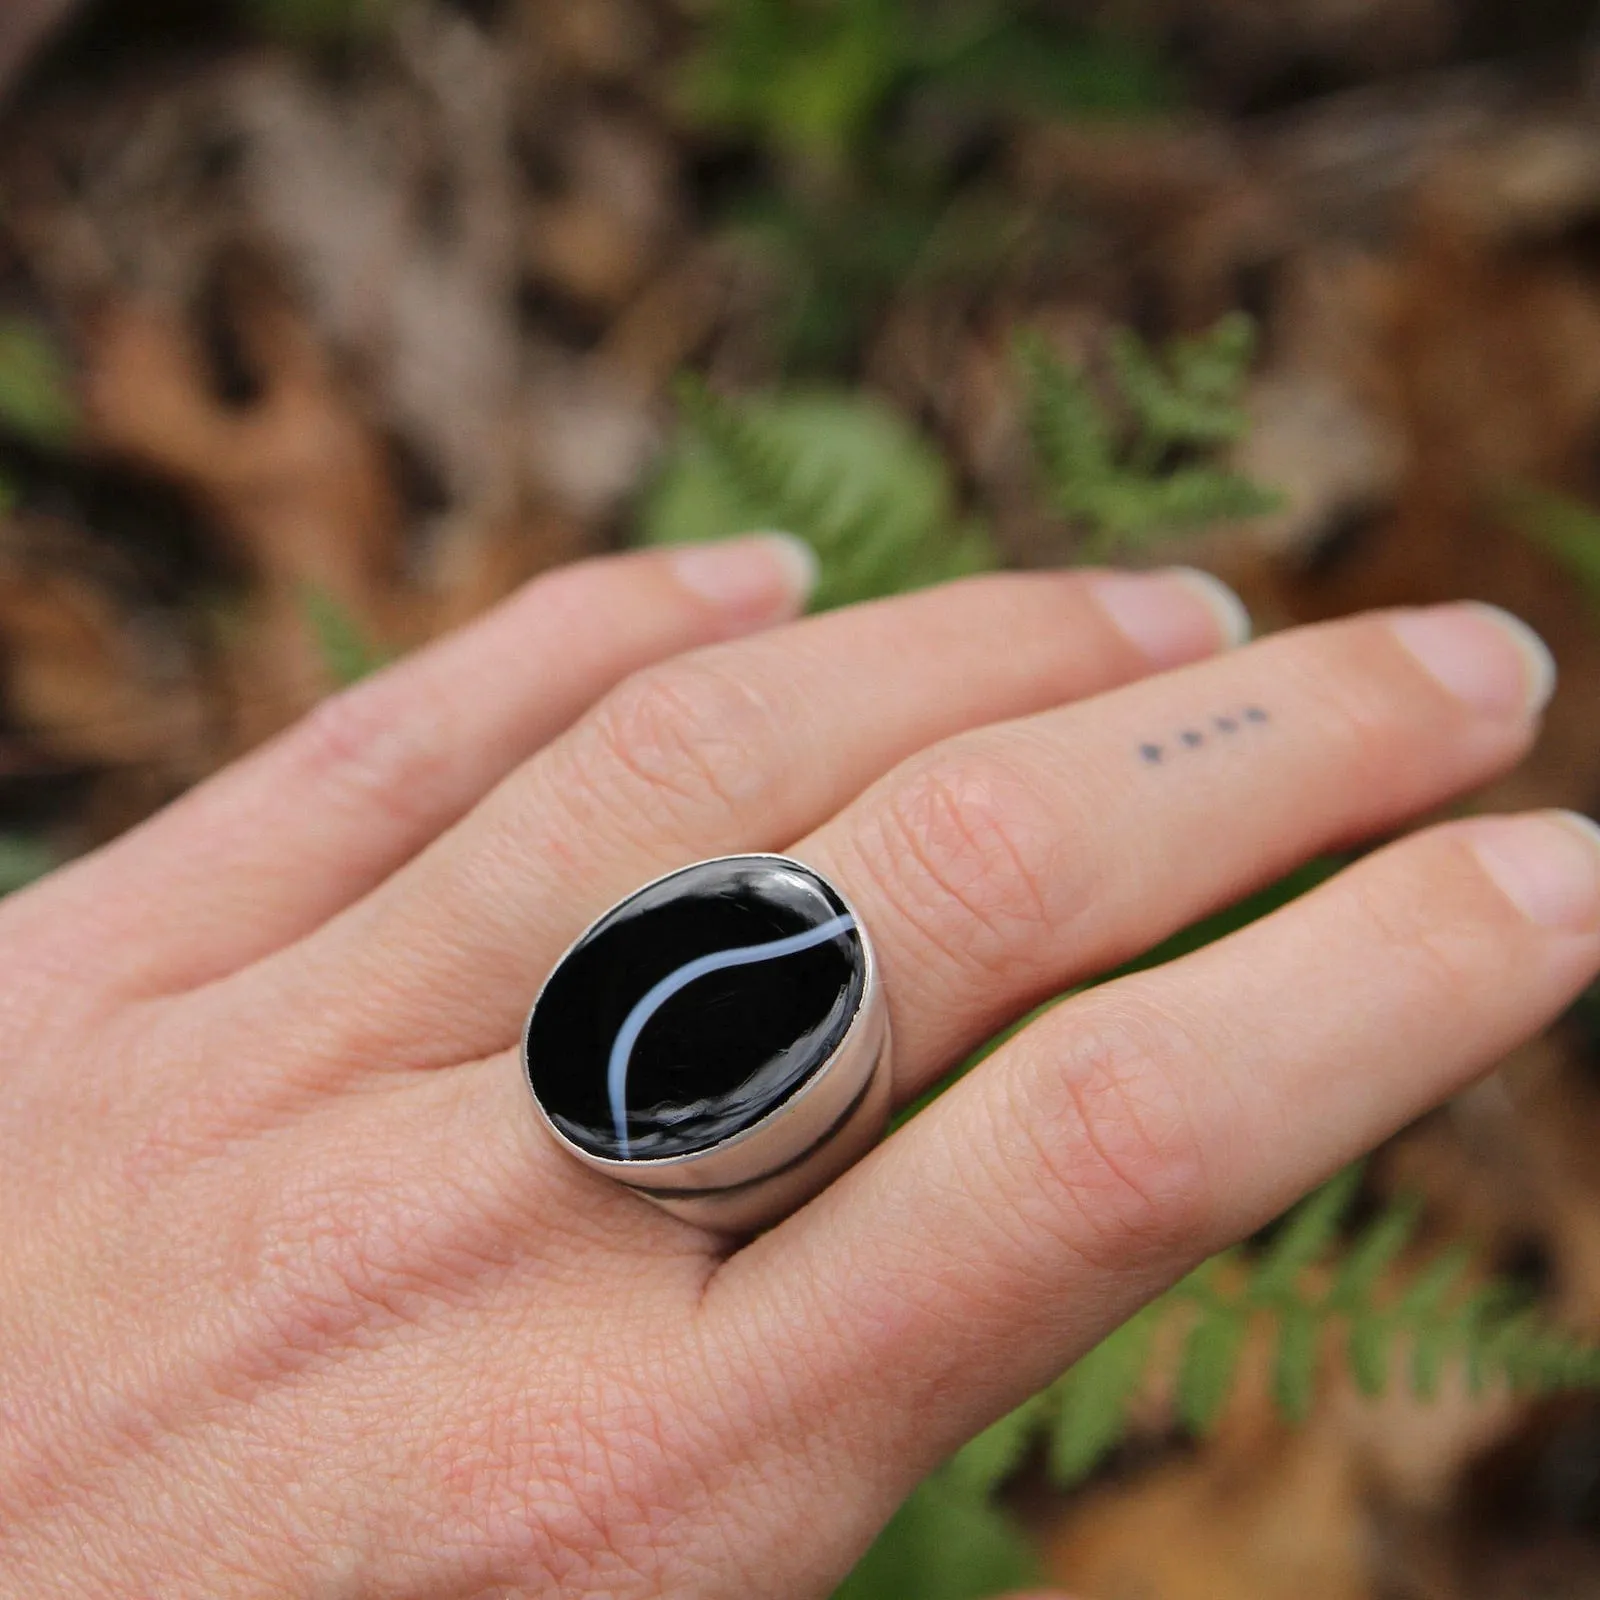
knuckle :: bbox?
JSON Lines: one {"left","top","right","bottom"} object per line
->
{"left": 856, "top": 750, "right": 1065, "bottom": 975}
{"left": 1011, "top": 1002, "right": 1212, "bottom": 1271}
{"left": 576, "top": 658, "right": 782, "bottom": 826}
{"left": 290, "top": 678, "right": 452, "bottom": 833}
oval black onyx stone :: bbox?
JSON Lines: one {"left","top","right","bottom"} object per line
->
{"left": 525, "top": 857, "right": 866, "bottom": 1162}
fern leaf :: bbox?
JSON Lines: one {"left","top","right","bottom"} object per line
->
{"left": 835, "top": 1472, "right": 1038, "bottom": 1600}
{"left": 1047, "top": 1304, "right": 1159, "bottom": 1487}
{"left": 1141, "top": 468, "right": 1283, "bottom": 532}
{"left": 1457, "top": 1284, "right": 1520, "bottom": 1396}
{"left": 1330, "top": 1195, "right": 1422, "bottom": 1310}
{"left": 1411, "top": 1315, "right": 1456, "bottom": 1401}
{"left": 1108, "top": 325, "right": 1250, "bottom": 451}
{"left": 1396, "top": 1242, "right": 1473, "bottom": 1321}
{"left": 644, "top": 380, "right": 997, "bottom": 610}
{"left": 300, "top": 586, "right": 388, "bottom": 687}
{"left": 1500, "top": 1322, "right": 1600, "bottom": 1393}
{"left": 945, "top": 1393, "right": 1048, "bottom": 1499}
{"left": 1019, "top": 333, "right": 1114, "bottom": 493}
{"left": 1273, "top": 1304, "right": 1321, "bottom": 1424}
{"left": 1176, "top": 1300, "right": 1248, "bottom": 1436}
{"left": 1251, "top": 1165, "right": 1364, "bottom": 1303}
{"left": 1348, "top": 1308, "right": 1394, "bottom": 1397}
{"left": 1018, "top": 313, "right": 1281, "bottom": 558}
{"left": 930, "top": 1179, "right": 1600, "bottom": 1519}
{"left": 1167, "top": 314, "right": 1259, "bottom": 425}
{"left": 1502, "top": 481, "right": 1600, "bottom": 613}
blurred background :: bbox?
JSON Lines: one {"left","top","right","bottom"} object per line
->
{"left": 6, "top": 1, "right": 1600, "bottom": 1595}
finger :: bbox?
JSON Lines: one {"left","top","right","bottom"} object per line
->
{"left": 720, "top": 811, "right": 1600, "bottom": 1483}
{"left": 2, "top": 536, "right": 815, "bottom": 1004}
{"left": 232, "top": 567, "right": 1244, "bottom": 1075}
{"left": 793, "top": 602, "right": 1555, "bottom": 1103}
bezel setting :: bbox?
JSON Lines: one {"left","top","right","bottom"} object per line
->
{"left": 521, "top": 854, "right": 891, "bottom": 1233}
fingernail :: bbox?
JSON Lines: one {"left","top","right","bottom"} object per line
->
{"left": 1090, "top": 567, "right": 1251, "bottom": 666}
{"left": 1470, "top": 811, "right": 1600, "bottom": 929}
{"left": 669, "top": 533, "right": 818, "bottom": 625}
{"left": 1390, "top": 603, "right": 1556, "bottom": 717}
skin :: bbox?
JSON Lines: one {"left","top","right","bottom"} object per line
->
{"left": 1, "top": 535, "right": 1597, "bottom": 1599}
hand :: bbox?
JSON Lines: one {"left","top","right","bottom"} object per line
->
{"left": 2, "top": 535, "right": 1595, "bottom": 1598}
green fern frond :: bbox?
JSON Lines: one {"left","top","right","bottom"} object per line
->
{"left": 1173, "top": 1254, "right": 1249, "bottom": 1437}
{"left": 1502, "top": 480, "right": 1600, "bottom": 616}
{"left": 943, "top": 1166, "right": 1600, "bottom": 1498}
{"left": 1019, "top": 330, "right": 1114, "bottom": 501}
{"left": 1045, "top": 1302, "right": 1159, "bottom": 1485}
{"left": 944, "top": 1391, "right": 1049, "bottom": 1500}
{"left": 640, "top": 379, "right": 997, "bottom": 611}
{"left": 1251, "top": 1163, "right": 1364, "bottom": 1301}
{"left": 1272, "top": 1302, "right": 1321, "bottom": 1424}
{"left": 1330, "top": 1194, "right": 1421, "bottom": 1308}
{"left": 1108, "top": 314, "right": 1256, "bottom": 453}
{"left": 300, "top": 585, "right": 389, "bottom": 688}
{"left": 1019, "top": 315, "right": 1282, "bottom": 560}
{"left": 833, "top": 1468, "right": 1038, "bottom": 1600}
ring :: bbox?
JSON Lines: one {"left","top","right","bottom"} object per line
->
{"left": 522, "top": 854, "right": 891, "bottom": 1234}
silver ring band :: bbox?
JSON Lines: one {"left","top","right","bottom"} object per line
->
{"left": 521, "top": 854, "right": 891, "bottom": 1234}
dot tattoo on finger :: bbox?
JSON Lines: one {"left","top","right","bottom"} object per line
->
{"left": 1137, "top": 705, "right": 1272, "bottom": 766}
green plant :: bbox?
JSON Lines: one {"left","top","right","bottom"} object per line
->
{"left": 239, "top": 0, "right": 401, "bottom": 45}
{"left": 679, "top": 0, "right": 941, "bottom": 184}
{"left": 0, "top": 317, "right": 77, "bottom": 450}
{"left": 0, "top": 318, "right": 75, "bottom": 895}
{"left": 300, "top": 585, "right": 388, "bottom": 688}
{"left": 974, "top": 1162, "right": 1600, "bottom": 1492}
{"left": 1503, "top": 480, "right": 1600, "bottom": 615}
{"left": 641, "top": 378, "right": 997, "bottom": 610}
{"left": 833, "top": 1468, "right": 1039, "bottom": 1600}
{"left": 1021, "top": 313, "right": 1283, "bottom": 559}
{"left": 679, "top": 0, "right": 1176, "bottom": 186}
{"left": 642, "top": 312, "right": 1278, "bottom": 604}
{"left": 0, "top": 835, "right": 57, "bottom": 897}
{"left": 837, "top": 1165, "right": 1600, "bottom": 1600}
{"left": 678, "top": 1, "right": 1176, "bottom": 370}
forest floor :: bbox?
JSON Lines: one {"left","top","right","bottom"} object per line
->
{"left": 6, "top": 2, "right": 1600, "bottom": 1595}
